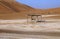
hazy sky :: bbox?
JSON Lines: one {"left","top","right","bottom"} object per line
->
{"left": 16, "top": 0, "right": 60, "bottom": 9}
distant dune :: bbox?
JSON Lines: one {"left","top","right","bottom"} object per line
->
{"left": 45, "top": 8, "right": 60, "bottom": 14}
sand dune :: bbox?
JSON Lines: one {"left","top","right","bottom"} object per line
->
{"left": 0, "top": 0, "right": 60, "bottom": 20}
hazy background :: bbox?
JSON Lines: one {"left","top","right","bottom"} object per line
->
{"left": 16, "top": 0, "right": 60, "bottom": 9}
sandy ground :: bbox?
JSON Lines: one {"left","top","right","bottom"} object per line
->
{"left": 0, "top": 15, "right": 60, "bottom": 39}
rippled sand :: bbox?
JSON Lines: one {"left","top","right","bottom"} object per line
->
{"left": 0, "top": 15, "right": 60, "bottom": 39}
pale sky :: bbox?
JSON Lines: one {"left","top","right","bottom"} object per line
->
{"left": 16, "top": 0, "right": 60, "bottom": 9}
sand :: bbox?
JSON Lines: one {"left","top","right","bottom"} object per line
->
{"left": 0, "top": 15, "right": 60, "bottom": 39}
